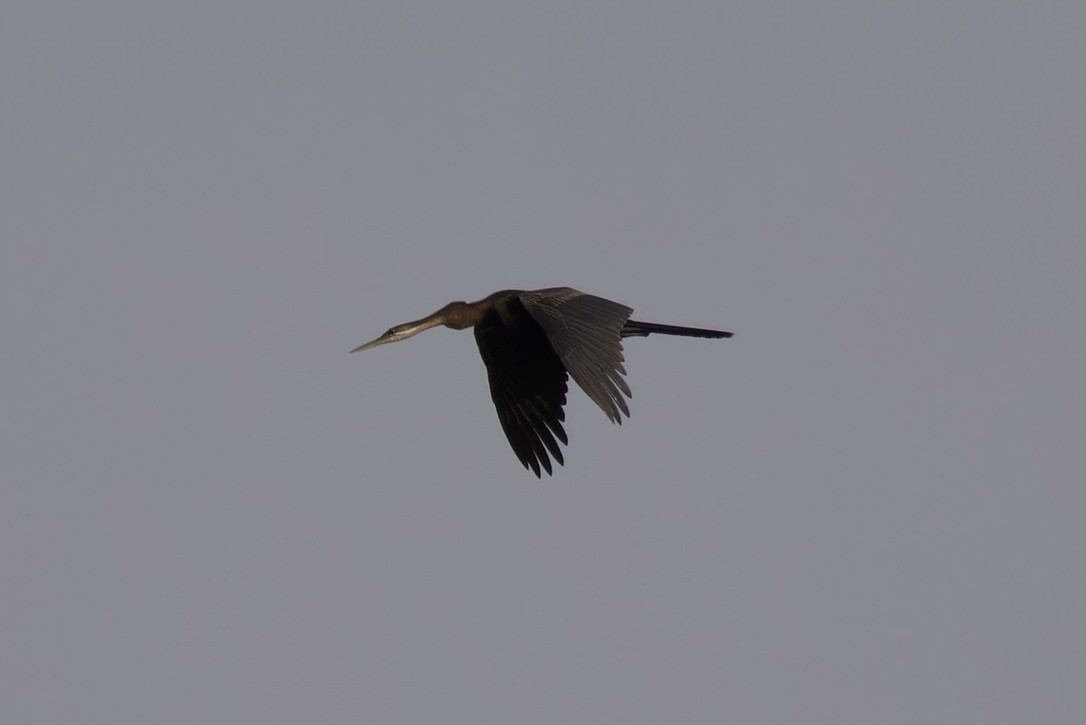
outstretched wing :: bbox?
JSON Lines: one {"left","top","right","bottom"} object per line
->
{"left": 474, "top": 300, "right": 570, "bottom": 476}
{"left": 519, "top": 288, "right": 633, "bottom": 423}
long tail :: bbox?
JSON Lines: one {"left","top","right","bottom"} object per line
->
{"left": 622, "top": 319, "right": 733, "bottom": 339}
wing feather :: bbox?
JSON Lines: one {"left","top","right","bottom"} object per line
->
{"left": 519, "top": 288, "right": 634, "bottom": 423}
{"left": 474, "top": 303, "right": 569, "bottom": 476}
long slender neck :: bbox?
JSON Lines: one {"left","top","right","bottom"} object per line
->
{"left": 432, "top": 300, "right": 475, "bottom": 330}
{"left": 394, "top": 301, "right": 471, "bottom": 334}
{"left": 396, "top": 313, "right": 447, "bottom": 337}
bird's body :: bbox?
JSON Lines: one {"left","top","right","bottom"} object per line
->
{"left": 351, "top": 287, "right": 731, "bottom": 476}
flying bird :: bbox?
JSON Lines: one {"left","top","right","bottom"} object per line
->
{"left": 351, "top": 287, "right": 732, "bottom": 476}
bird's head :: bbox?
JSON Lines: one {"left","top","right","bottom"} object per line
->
{"left": 349, "top": 321, "right": 431, "bottom": 353}
{"left": 349, "top": 302, "right": 468, "bottom": 354}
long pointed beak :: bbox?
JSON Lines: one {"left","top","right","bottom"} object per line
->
{"left": 349, "top": 334, "right": 394, "bottom": 354}
{"left": 349, "top": 315, "right": 441, "bottom": 354}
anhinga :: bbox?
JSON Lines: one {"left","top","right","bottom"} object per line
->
{"left": 351, "top": 287, "right": 732, "bottom": 476}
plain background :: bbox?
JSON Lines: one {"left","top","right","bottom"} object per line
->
{"left": 3, "top": 2, "right": 1084, "bottom": 723}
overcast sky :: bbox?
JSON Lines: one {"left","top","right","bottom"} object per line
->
{"left": 3, "top": 2, "right": 1084, "bottom": 723}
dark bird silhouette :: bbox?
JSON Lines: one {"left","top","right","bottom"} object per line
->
{"left": 351, "top": 287, "right": 732, "bottom": 476}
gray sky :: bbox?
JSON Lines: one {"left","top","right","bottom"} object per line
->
{"left": 3, "top": 2, "right": 1084, "bottom": 723}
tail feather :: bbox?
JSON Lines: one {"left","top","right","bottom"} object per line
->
{"left": 622, "top": 319, "right": 733, "bottom": 339}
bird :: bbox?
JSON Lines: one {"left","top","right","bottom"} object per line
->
{"left": 351, "top": 287, "right": 732, "bottom": 476}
